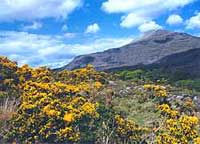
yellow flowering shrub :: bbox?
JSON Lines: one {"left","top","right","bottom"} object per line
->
{"left": 194, "top": 137, "right": 200, "bottom": 144}
{"left": 4, "top": 63, "right": 104, "bottom": 143}
{"left": 1, "top": 56, "right": 200, "bottom": 144}
{"left": 7, "top": 77, "right": 100, "bottom": 143}
{"left": 64, "top": 113, "right": 75, "bottom": 122}
{"left": 148, "top": 82, "right": 200, "bottom": 144}
{"left": 156, "top": 101, "right": 200, "bottom": 144}
{"left": 55, "top": 64, "right": 107, "bottom": 85}
{"left": 0, "top": 56, "right": 17, "bottom": 70}
{"left": 115, "top": 115, "right": 149, "bottom": 143}
{"left": 54, "top": 65, "right": 105, "bottom": 99}
{"left": 156, "top": 115, "right": 199, "bottom": 144}
{"left": 17, "top": 65, "right": 52, "bottom": 83}
{"left": 158, "top": 104, "right": 179, "bottom": 118}
{"left": 0, "top": 56, "right": 19, "bottom": 100}
{"left": 143, "top": 84, "right": 167, "bottom": 97}
{"left": 180, "top": 98, "right": 196, "bottom": 115}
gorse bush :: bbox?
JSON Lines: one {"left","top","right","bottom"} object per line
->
{"left": 8, "top": 84, "right": 100, "bottom": 143}
{"left": 0, "top": 56, "right": 19, "bottom": 101}
{"left": 156, "top": 104, "right": 200, "bottom": 144}
{"left": 0, "top": 56, "right": 200, "bottom": 143}
{"left": 0, "top": 58, "right": 146, "bottom": 143}
{"left": 143, "top": 83, "right": 200, "bottom": 143}
{"left": 4, "top": 64, "right": 104, "bottom": 143}
{"left": 115, "top": 114, "right": 149, "bottom": 143}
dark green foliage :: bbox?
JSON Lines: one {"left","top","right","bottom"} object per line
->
{"left": 117, "top": 69, "right": 200, "bottom": 92}
{"left": 175, "top": 79, "right": 200, "bottom": 92}
{"left": 117, "top": 69, "right": 169, "bottom": 83}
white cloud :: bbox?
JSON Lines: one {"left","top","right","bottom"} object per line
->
{"left": 138, "top": 21, "right": 162, "bottom": 33}
{"left": 102, "top": 0, "right": 195, "bottom": 28}
{"left": 166, "top": 14, "right": 183, "bottom": 25}
{"left": 0, "top": 0, "right": 82, "bottom": 21}
{"left": 63, "top": 33, "right": 77, "bottom": 38}
{"left": 0, "top": 31, "right": 132, "bottom": 68}
{"left": 85, "top": 23, "right": 100, "bottom": 34}
{"left": 23, "top": 21, "right": 42, "bottom": 31}
{"left": 62, "top": 24, "right": 68, "bottom": 31}
{"left": 120, "top": 13, "right": 148, "bottom": 28}
{"left": 102, "top": 0, "right": 194, "bottom": 14}
{"left": 69, "top": 38, "right": 133, "bottom": 55}
{"left": 186, "top": 12, "right": 200, "bottom": 29}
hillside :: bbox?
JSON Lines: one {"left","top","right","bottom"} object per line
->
{"left": 1, "top": 56, "right": 200, "bottom": 143}
{"left": 63, "top": 30, "right": 200, "bottom": 77}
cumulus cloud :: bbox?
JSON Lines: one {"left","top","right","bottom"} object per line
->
{"left": 138, "top": 21, "right": 162, "bottom": 33}
{"left": 85, "top": 23, "right": 100, "bottom": 34}
{"left": 166, "top": 14, "right": 183, "bottom": 25}
{"left": 0, "top": 0, "right": 82, "bottom": 21}
{"left": 186, "top": 12, "right": 200, "bottom": 29}
{"left": 22, "top": 21, "right": 43, "bottom": 31}
{"left": 120, "top": 13, "right": 148, "bottom": 28}
{"left": 0, "top": 31, "right": 132, "bottom": 68}
{"left": 102, "top": 0, "right": 194, "bottom": 14}
{"left": 102, "top": 0, "right": 195, "bottom": 28}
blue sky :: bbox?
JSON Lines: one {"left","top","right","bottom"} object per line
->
{"left": 0, "top": 0, "right": 200, "bottom": 68}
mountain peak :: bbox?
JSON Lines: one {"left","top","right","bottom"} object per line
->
{"left": 63, "top": 30, "right": 200, "bottom": 75}
{"left": 146, "top": 29, "right": 172, "bottom": 36}
{"left": 140, "top": 29, "right": 175, "bottom": 40}
{"left": 135, "top": 29, "right": 192, "bottom": 44}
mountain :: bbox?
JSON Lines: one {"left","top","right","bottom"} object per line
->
{"left": 62, "top": 30, "right": 200, "bottom": 76}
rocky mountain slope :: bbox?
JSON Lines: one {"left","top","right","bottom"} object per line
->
{"left": 62, "top": 30, "right": 200, "bottom": 76}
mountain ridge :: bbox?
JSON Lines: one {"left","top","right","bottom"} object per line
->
{"left": 61, "top": 30, "right": 200, "bottom": 76}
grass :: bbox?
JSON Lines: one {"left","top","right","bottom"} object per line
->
{"left": 0, "top": 97, "right": 18, "bottom": 141}
{"left": 112, "top": 97, "right": 160, "bottom": 127}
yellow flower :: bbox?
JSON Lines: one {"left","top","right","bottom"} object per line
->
{"left": 194, "top": 137, "right": 200, "bottom": 144}
{"left": 94, "top": 81, "right": 102, "bottom": 89}
{"left": 144, "top": 84, "right": 168, "bottom": 97}
{"left": 64, "top": 113, "right": 74, "bottom": 123}
{"left": 81, "top": 102, "right": 96, "bottom": 115}
{"left": 143, "top": 84, "right": 152, "bottom": 89}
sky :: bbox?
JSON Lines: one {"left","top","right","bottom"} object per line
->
{"left": 0, "top": 0, "right": 200, "bottom": 68}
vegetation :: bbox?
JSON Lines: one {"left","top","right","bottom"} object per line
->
{"left": 0, "top": 56, "right": 200, "bottom": 143}
{"left": 175, "top": 79, "right": 200, "bottom": 92}
{"left": 117, "top": 69, "right": 200, "bottom": 92}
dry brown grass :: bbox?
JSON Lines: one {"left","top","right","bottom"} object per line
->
{"left": 0, "top": 98, "right": 18, "bottom": 122}
{"left": 0, "top": 97, "right": 19, "bottom": 142}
